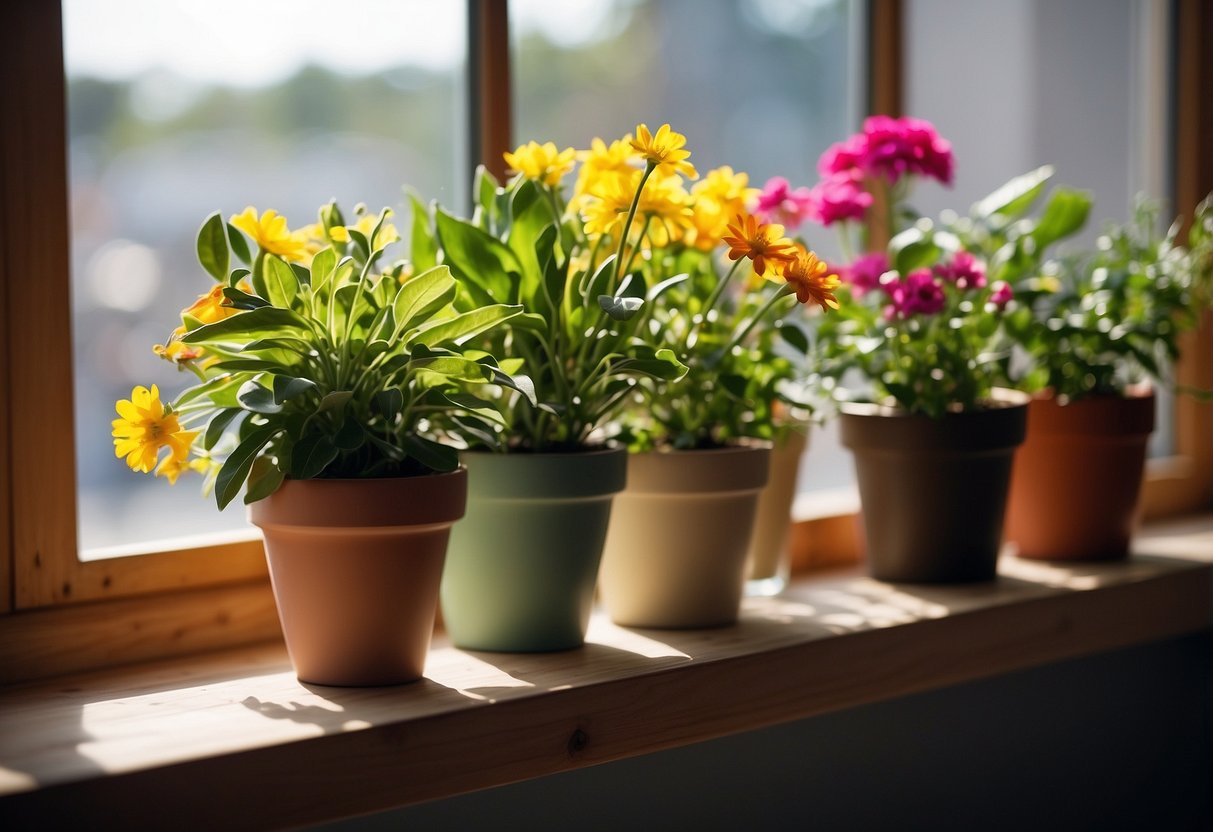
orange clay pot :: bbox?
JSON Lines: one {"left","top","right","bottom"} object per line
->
{"left": 1005, "top": 390, "right": 1154, "bottom": 561}
{"left": 248, "top": 471, "right": 467, "bottom": 686}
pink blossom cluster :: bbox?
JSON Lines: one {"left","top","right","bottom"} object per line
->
{"left": 753, "top": 177, "right": 815, "bottom": 229}
{"left": 807, "top": 115, "right": 954, "bottom": 228}
{"left": 877, "top": 251, "right": 1010, "bottom": 320}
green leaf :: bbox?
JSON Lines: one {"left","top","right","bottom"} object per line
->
{"left": 779, "top": 324, "right": 810, "bottom": 354}
{"left": 318, "top": 391, "right": 354, "bottom": 413}
{"left": 227, "top": 222, "right": 253, "bottom": 265}
{"left": 720, "top": 374, "right": 749, "bottom": 398}
{"left": 408, "top": 355, "right": 495, "bottom": 381}
{"left": 972, "top": 165, "right": 1054, "bottom": 220}
{"left": 243, "top": 455, "right": 285, "bottom": 504}
{"left": 215, "top": 425, "right": 276, "bottom": 510}
{"left": 598, "top": 294, "right": 643, "bottom": 321}
{"left": 408, "top": 193, "right": 439, "bottom": 272}
{"left": 434, "top": 208, "right": 520, "bottom": 302}
{"left": 196, "top": 212, "right": 229, "bottom": 282}
{"left": 647, "top": 272, "right": 690, "bottom": 301}
{"left": 1032, "top": 188, "right": 1092, "bottom": 249}
{"left": 228, "top": 267, "right": 251, "bottom": 289}
{"left": 407, "top": 304, "right": 522, "bottom": 347}
{"left": 181, "top": 307, "right": 306, "bottom": 343}
{"left": 174, "top": 373, "right": 250, "bottom": 408}
{"left": 290, "top": 434, "right": 339, "bottom": 479}
{"left": 203, "top": 408, "right": 242, "bottom": 450}
{"left": 272, "top": 375, "right": 316, "bottom": 404}
{"left": 222, "top": 286, "right": 270, "bottom": 310}
{"left": 333, "top": 417, "right": 365, "bottom": 451}
{"left": 613, "top": 347, "right": 688, "bottom": 381}
{"left": 237, "top": 380, "right": 283, "bottom": 414}
{"left": 375, "top": 387, "right": 404, "bottom": 418}
{"left": 393, "top": 265, "right": 457, "bottom": 336}
{"left": 890, "top": 225, "right": 941, "bottom": 274}
{"left": 264, "top": 255, "right": 299, "bottom": 309}
{"left": 402, "top": 435, "right": 458, "bottom": 472}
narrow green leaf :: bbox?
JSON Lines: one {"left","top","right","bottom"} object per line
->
{"left": 181, "top": 307, "right": 306, "bottom": 343}
{"left": 393, "top": 265, "right": 457, "bottom": 336}
{"left": 222, "top": 286, "right": 270, "bottom": 310}
{"left": 318, "top": 391, "right": 354, "bottom": 413}
{"left": 407, "top": 304, "right": 522, "bottom": 347}
{"left": 408, "top": 193, "right": 439, "bottom": 272}
{"left": 972, "top": 165, "right": 1054, "bottom": 220}
{"left": 215, "top": 425, "right": 276, "bottom": 510}
{"left": 264, "top": 255, "right": 299, "bottom": 309}
{"left": 402, "top": 435, "right": 458, "bottom": 472}
{"left": 227, "top": 222, "right": 253, "bottom": 265}
{"left": 203, "top": 408, "right": 242, "bottom": 450}
{"left": 290, "top": 434, "right": 339, "bottom": 479}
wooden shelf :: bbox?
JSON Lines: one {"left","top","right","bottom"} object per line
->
{"left": 1, "top": 517, "right": 1211, "bottom": 830}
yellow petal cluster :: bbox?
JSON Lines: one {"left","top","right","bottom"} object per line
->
{"left": 504, "top": 141, "right": 577, "bottom": 186}
{"left": 722, "top": 214, "right": 798, "bottom": 276}
{"left": 630, "top": 123, "right": 698, "bottom": 179}
{"left": 229, "top": 207, "right": 309, "bottom": 262}
{"left": 112, "top": 385, "right": 198, "bottom": 474}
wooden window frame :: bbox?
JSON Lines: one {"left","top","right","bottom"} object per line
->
{"left": 1, "top": 0, "right": 1210, "bottom": 684}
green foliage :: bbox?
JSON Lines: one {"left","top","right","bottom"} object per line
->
{"left": 425, "top": 169, "right": 687, "bottom": 451}
{"left": 999, "top": 195, "right": 1213, "bottom": 399}
{"left": 169, "top": 202, "right": 524, "bottom": 509}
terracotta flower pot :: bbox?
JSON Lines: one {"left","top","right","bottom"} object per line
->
{"left": 599, "top": 445, "right": 771, "bottom": 629}
{"left": 1005, "top": 390, "right": 1155, "bottom": 561}
{"left": 840, "top": 391, "right": 1028, "bottom": 583}
{"left": 744, "top": 427, "right": 809, "bottom": 596}
{"left": 248, "top": 471, "right": 467, "bottom": 687}
{"left": 441, "top": 448, "right": 627, "bottom": 652}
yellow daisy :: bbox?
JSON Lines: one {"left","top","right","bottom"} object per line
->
{"left": 503, "top": 141, "right": 577, "bottom": 186}
{"left": 229, "top": 207, "right": 309, "bottom": 262}
{"left": 112, "top": 385, "right": 198, "bottom": 474}
{"left": 630, "top": 123, "right": 697, "bottom": 179}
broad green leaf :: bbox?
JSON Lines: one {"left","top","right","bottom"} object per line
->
{"left": 318, "top": 390, "right": 354, "bottom": 413}
{"left": 403, "top": 435, "right": 458, "bottom": 472}
{"left": 227, "top": 222, "right": 252, "bottom": 265}
{"left": 890, "top": 226, "right": 941, "bottom": 274}
{"left": 215, "top": 425, "right": 276, "bottom": 510}
{"left": 599, "top": 295, "right": 643, "bottom": 321}
{"left": 582, "top": 254, "right": 618, "bottom": 306}
{"left": 375, "top": 387, "right": 404, "bottom": 418}
{"left": 434, "top": 208, "right": 519, "bottom": 302}
{"left": 333, "top": 417, "right": 365, "bottom": 451}
{"left": 779, "top": 324, "right": 810, "bottom": 354}
{"left": 222, "top": 286, "right": 270, "bottom": 310}
{"left": 506, "top": 181, "right": 553, "bottom": 300}
{"left": 407, "top": 304, "right": 522, "bottom": 347}
{"left": 408, "top": 193, "right": 439, "bottom": 272}
{"left": 227, "top": 267, "right": 251, "bottom": 289}
{"left": 407, "top": 355, "right": 495, "bottom": 381}
{"left": 972, "top": 165, "right": 1054, "bottom": 220}
{"left": 203, "top": 408, "right": 242, "bottom": 450}
{"left": 264, "top": 255, "right": 299, "bottom": 309}
{"left": 393, "top": 265, "right": 457, "bottom": 336}
{"left": 290, "top": 434, "right": 339, "bottom": 479}
{"left": 174, "top": 373, "right": 250, "bottom": 408}
{"left": 272, "top": 375, "right": 316, "bottom": 404}
{"left": 310, "top": 246, "right": 337, "bottom": 293}
{"left": 237, "top": 380, "right": 283, "bottom": 414}
{"left": 449, "top": 415, "right": 500, "bottom": 448}
{"left": 181, "top": 307, "right": 307, "bottom": 343}
{"left": 720, "top": 373, "right": 749, "bottom": 398}
{"left": 243, "top": 455, "right": 285, "bottom": 504}
{"left": 1032, "top": 188, "right": 1092, "bottom": 250}
{"left": 196, "top": 212, "right": 229, "bottom": 282}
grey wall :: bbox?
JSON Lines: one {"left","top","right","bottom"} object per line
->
{"left": 319, "top": 633, "right": 1212, "bottom": 831}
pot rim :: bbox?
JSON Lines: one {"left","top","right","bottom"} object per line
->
{"left": 248, "top": 466, "right": 468, "bottom": 529}
{"left": 623, "top": 443, "right": 772, "bottom": 494}
{"left": 839, "top": 388, "right": 1028, "bottom": 453}
{"left": 838, "top": 387, "right": 1029, "bottom": 419}
{"left": 460, "top": 444, "right": 628, "bottom": 499}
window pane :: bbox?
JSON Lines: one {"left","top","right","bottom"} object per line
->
{"left": 64, "top": 0, "right": 467, "bottom": 553}
{"left": 510, "top": 0, "right": 863, "bottom": 492}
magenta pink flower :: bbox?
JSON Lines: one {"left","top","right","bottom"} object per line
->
{"left": 814, "top": 115, "right": 955, "bottom": 189}
{"left": 806, "top": 171, "right": 872, "bottom": 227}
{"left": 754, "top": 176, "right": 815, "bottom": 230}
{"left": 887, "top": 268, "right": 946, "bottom": 319}
{"left": 989, "top": 280, "right": 1013, "bottom": 308}
{"left": 843, "top": 252, "right": 890, "bottom": 297}
{"left": 932, "top": 250, "right": 986, "bottom": 291}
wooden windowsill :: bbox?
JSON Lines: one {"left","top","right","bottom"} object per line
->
{"left": 1, "top": 517, "right": 1211, "bottom": 830}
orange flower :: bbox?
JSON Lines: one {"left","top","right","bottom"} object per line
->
{"left": 722, "top": 214, "right": 798, "bottom": 276}
{"left": 779, "top": 246, "right": 841, "bottom": 311}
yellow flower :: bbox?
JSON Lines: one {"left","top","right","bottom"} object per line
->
{"left": 503, "top": 141, "right": 577, "bottom": 186}
{"left": 630, "top": 123, "right": 697, "bottom": 179}
{"left": 346, "top": 212, "right": 400, "bottom": 249}
{"left": 230, "top": 207, "right": 309, "bottom": 262}
{"left": 581, "top": 173, "right": 638, "bottom": 239}
{"left": 692, "top": 166, "right": 757, "bottom": 218}
{"left": 182, "top": 282, "right": 247, "bottom": 326}
{"left": 154, "top": 453, "right": 211, "bottom": 485}
{"left": 112, "top": 385, "right": 198, "bottom": 474}
{"left": 153, "top": 325, "right": 206, "bottom": 365}
{"left": 636, "top": 173, "right": 692, "bottom": 246}
{"left": 574, "top": 136, "right": 638, "bottom": 199}
{"left": 722, "top": 214, "right": 798, "bottom": 276}
{"left": 686, "top": 200, "right": 730, "bottom": 251}
{"left": 777, "top": 245, "right": 842, "bottom": 311}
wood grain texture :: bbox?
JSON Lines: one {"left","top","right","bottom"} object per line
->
{"left": 868, "top": 0, "right": 903, "bottom": 117}
{"left": 469, "top": 0, "right": 512, "bottom": 181}
{"left": 0, "top": 580, "right": 281, "bottom": 686}
{"left": 1, "top": 519, "right": 1209, "bottom": 830}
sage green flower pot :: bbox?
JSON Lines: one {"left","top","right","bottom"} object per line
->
{"left": 441, "top": 448, "right": 627, "bottom": 652}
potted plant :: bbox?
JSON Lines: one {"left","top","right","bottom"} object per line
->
{"left": 418, "top": 125, "right": 691, "bottom": 652}
{"left": 806, "top": 116, "right": 1030, "bottom": 583}
{"left": 596, "top": 162, "right": 838, "bottom": 628}
{"left": 998, "top": 193, "right": 1213, "bottom": 560}
{"left": 112, "top": 202, "right": 526, "bottom": 685}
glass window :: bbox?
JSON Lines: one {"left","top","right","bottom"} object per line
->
{"left": 510, "top": 0, "right": 864, "bottom": 492}
{"left": 64, "top": 0, "right": 468, "bottom": 554}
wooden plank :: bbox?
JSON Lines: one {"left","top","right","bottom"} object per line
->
{"left": 0, "top": 528, "right": 1209, "bottom": 829}
{"left": 0, "top": 64, "right": 11, "bottom": 615}
{"left": 867, "top": 0, "right": 903, "bottom": 117}
{"left": 0, "top": 580, "right": 281, "bottom": 686}
{"left": 468, "top": 0, "right": 512, "bottom": 180}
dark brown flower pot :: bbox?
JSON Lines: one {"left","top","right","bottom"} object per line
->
{"left": 840, "top": 391, "right": 1028, "bottom": 583}
{"left": 248, "top": 471, "right": 467, "bottom": 686}
{"left": 1005, "top": 390, "right": 1154, "bottom": 561}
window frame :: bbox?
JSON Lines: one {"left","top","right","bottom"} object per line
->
{"left": 2, "top": 0, "right": 1210, "bottom": 682}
